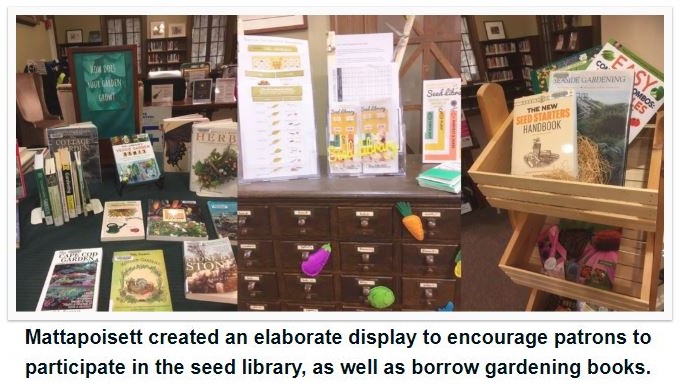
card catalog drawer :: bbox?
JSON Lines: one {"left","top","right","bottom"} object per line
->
{"left": 274, "top": 206, "right": 330, "bottom": 238}
{"left": 283, "top": 302, "right": 338, "bottom": 311}
{"left": 237, "top": 206, "right": 271, "bottom": 238}
{"left": 340, "top": 275, "right": 396, "bottom": 305}
{"left": 340, "top": 242, "right": 394, "bottom": 274}
{"left": 282, "top": 273, "right": 335, "bottom": 302}
{"left": 401, "top": 206, "right": 459, "bottom": 241}
{"left": 401, "top": 277, "right": 456, "bottom": 309}
{"left": 238, "top": 301, "right": 281, "bottom": 311}
{"left": 238, "top": 272, "right": 279, "bottom": 300}
{"left": 402, "top": 243, "right": 458, "bottom": 276}
{"left": 337, "top": 207, "right": 393, "bottom": 239}
{"left": 278, "top": 240, "right": 333, "bottom": 271}
{"left": 237, "top": 241, "right": 275, "bottom": 269}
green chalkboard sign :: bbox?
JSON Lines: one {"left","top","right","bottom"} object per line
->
{"left": 69, "top": 45, "right": 140, "bottom": 139}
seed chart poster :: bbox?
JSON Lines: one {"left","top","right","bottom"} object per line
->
{"left": 237, "top": 34, "right": 318, "bottom": 181}
{"left": 69, "top": 45, "right": 139, "bottom": 138}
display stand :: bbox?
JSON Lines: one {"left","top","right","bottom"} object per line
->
{"left": 114, "top": 174, "right": 165, "bottom": 196}
{"left": 30, "top": 199, "right": 103, "bottom": 225}
{"left": 469, "top": 83, "right": 664, "bottom": 311}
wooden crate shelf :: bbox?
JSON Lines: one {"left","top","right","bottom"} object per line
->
{"left": 469, "top": 82, "right": 663, "bottom": 312}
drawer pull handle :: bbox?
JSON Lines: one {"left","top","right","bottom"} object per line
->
{"left": 362, "top": 265, "right": 370, "bottom": 272}
{"left": 427, "top": 219, "right": 437, "bottom": 229}
{"left": 360, "top": 218, "right": 370, "bottom": 228}
{"left": 243, "top": 250, "right": 253, "bottom": 258}
{"left": 246, "top": 260, "right": 253, "bottom": 267}
{"left": 361, "top": 253, "right": 371, "bottom": 263}
{"left": 247, "top": 281, "right": 256, "bottom": 291}
{"left": 304, "top": 283, "right": 313, "bottom": 292}
{"left": 424, "top": 288, "right": 434, "bottom": 298}
{"left": 362, "top": 287, "right": 371, "bottom": 296}
{"left": 238, "top": 217, "right": 247, "bottom": 226}
{"left": 425, "top": 254, "right": 434, "bottom": 265}
{"left": 301, "top": 251, "right": 310, "bottom": 261}
{"left": 297, "top": 217, "right": 307, "bottom": 226}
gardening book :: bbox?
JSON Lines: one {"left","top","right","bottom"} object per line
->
{"left": 586, "top": 39, "right": 664, "bottom": 143}
{"left": 44, "top": 157, "right": 65, "bottom": 226}
{"left": 530, "top": 46, "right": 602, "bottom": 93}
{"left": 146, "top": 199, "right": 209, "bottom": 242}
{"left": 36, "top": 247, "right": 103, "bottom": 312}
{"left": 511, "top": 90, "right": 578, "bottom": 179}
{"left": 110, "top": 133, "right": 161, "bottom": 185}
{"left": 46, "top": 122, "right": 101, "bottom": 182}
{"left": 183, "top": 237, "right": 238, "bottom": 304}
{"left": 33, "top": 152, "right": 54, "bottom": 225}
{"left": 189, "top": 119, "right": 239, "bottom": 197}
{"left": 421, "top": 78, "right": 461, "bottom": 163}
{"left": 109, "top": 249, "right": 172, "bottom": 312}
{"left": 161, "top": 114, "right": 209, "bottom": 173}
{"left": 16, "top": 143, "right": 27, "bottom": 201}
{"left": 207, "top": 200, "right": 238, "bottom": 242}
{"left": 549, "top": 69, "right": 634, "bottom": 186}
{"left": 100, "top": 200, "right": 145, "bottom": 242}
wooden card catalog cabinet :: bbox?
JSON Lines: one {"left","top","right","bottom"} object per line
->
{"left": 237, "top": 156, "right": 461, "bottom": 311}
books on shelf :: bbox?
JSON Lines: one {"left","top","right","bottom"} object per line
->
{"left": 549, "top": 69, "right": 635, "bottom": 186}
{"left": 511, "top": 90, "right": 578, "bottom": 179}
{"left": 146, "top": 199, "right": 209, "bottom": 242}
{"left": 100, "top": 200, "right": 145, "bottom": 242}
{"left": 530, "top": 45, "right": 602, "bottom": 94}
{"left": 110, "top": 133, "right": 161, "bottom": 185}
{"left": 586, "top": 39, "right": 664, "bottom": 143}
{"left": 207, "top": 200, "right": 238, "bottom": 242}
{"left": 110, "top": 249, "right": 172, "bottom": 312}
{"left": 183, "top": 237, "right": 238, "bottom": 304}
{"left": 161, "top": 114, "right": 209, "bottom": 173}
{"left": 46, "top": 122, "right": 101, "bottom": 182}
{"left": 421, "top": 78, "right": 461, "bottom": 163}
{"left": 416, "top": 161, "right": 462, "bottom": 194}
{"left": 189, "top": 119, "right": 239, "bottom": 197}
{"left": 36, "top": 247, "right": 103, "bottom": 312}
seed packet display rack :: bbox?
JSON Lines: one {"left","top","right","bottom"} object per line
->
{"left": 469, "top": 83, "right": 663, "bottom": 311}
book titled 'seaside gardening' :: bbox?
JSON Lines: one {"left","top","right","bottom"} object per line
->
{"left": 549, "top": 69, "right": 634, "bottom": 186}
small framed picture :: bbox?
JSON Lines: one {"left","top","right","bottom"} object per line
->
{"left": 150, "top": 21, "right": 166, "bottom": 39}
{"left": 66, "top": 29, "right": 83, "bottom": 44}
{"left": 192, "top": 79, "right": 213, "bottom": 104}
{"left": 484, "top": 21, "right": 506, "bottom": 40}
{"left": 168, "top": 23, "right": 186, "bottom": 38}
{"left": 88, "top": 30, "right": 102, "bottom": 43}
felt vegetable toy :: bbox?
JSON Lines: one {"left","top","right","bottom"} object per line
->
{"left": 454, "top": 249, "right": 462, "bottom": 278}
{"left": 300, "top": 243, "right": 332, "bottom": 277}
{"left": 438, "top": 301, "right": 454, "bottom": 312}
{"left": 395, "top": 201, "right": 424, "bottom": 241}
{"left": 367, "top": 286, "right": 395, "bottom": 309}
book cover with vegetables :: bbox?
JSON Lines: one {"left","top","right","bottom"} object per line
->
{"left": 110, "top": 249, "right": 172, "bottom": 312}
{"left": 146, "top": 199, "right": 209, "bottom": 242}
{"left": 586, "top": 39, "right": 664, "bottom": 143}
{"left": 549, "top": 69, "right": 634, "bottom": 186}
{"left": 183, "top": 237, "right": 238, "bottom": 304}
{"left": 110, "top": 133, "right": 161, "bottom": 185}
{"left": 36, "top": 248, "right": 103, "bottom": 312}
{"left": 189, "top": 120, "right": 239, "bottom": 197}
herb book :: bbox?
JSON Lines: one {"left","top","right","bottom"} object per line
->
{"left": 189, "top": 119, "right": 239, "bottom": 197}
{"left": 36, "top": 247, "right": 103, "bottom": 312}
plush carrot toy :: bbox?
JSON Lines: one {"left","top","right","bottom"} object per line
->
{"left": 395, "top": 201, "right": 424, "bottom": 241}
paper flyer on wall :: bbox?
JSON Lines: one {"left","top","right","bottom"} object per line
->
{"left": 327, "top": 32, "right": 402, "bottom": 175}
{"left": 237, "top": 34, "right": 319, "bottom": 181}
{"left": 421, "top": 78, "right": 462, "bottom": 163}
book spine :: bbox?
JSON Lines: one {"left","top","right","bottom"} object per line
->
{"left": 33, "top": 155, "right": 54, "bottom": 226}
{"left": 68, "top": 150, "right": 83, "bottom": 216}
{"left": 45, "top": 159, "right": 64, "bottom": 227}
{"left": 59, "top": 153, "right": 77, "bottom": 219}
{"left": 53, "top": 152, "right": 70, "bottom": 223}
{"left": 74, "top": 151, "right": 91, "bottom": 215}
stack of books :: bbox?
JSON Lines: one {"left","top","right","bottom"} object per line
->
{"left": 416, "top": 161, "right": 461, "bottom": 194}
